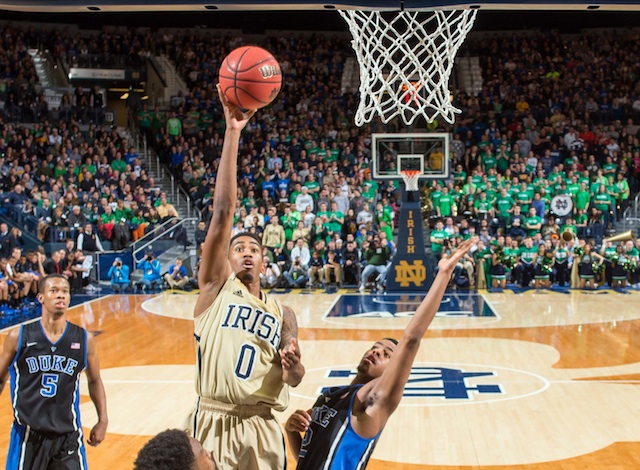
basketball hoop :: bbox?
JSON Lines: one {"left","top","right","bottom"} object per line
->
{"left": 339, "top": 9, "right": 477, "bottom": 126}
{"left": 400, "top": 170, "right": 422, "bottom": 192}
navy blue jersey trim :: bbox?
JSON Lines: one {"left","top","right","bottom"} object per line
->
{"left": 83, "top": 329, "right": 88, "bottom": 370}
{"left": 38, "top": 320, "right": 70, "bottom": 346}
{"left": 12, "top": 325, "right": 24, "bottom": 365}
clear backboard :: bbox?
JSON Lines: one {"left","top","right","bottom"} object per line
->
{"left": 371, "top": 133, "right": 450, "bottom": 183}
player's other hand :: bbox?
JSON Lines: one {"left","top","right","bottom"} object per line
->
{"left": 438, "top": 239, "right": 473, "bottom": 274}
{"left": 87, "top": 420, "right": 108, "bottom": 446}
{"left": 279, "top": 338, "right": 301, "bottom": 370}
{"left": 285, "top": 409, "right": 312, "bottom": 433}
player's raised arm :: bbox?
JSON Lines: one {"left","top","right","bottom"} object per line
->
{"left": 195, "top": 85, "right": 255, "bottom": 317}
{"left": 355, "top": 240, "right": 474, "bottom": 437}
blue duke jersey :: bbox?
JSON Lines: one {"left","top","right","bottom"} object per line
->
{"left": 297, "top": 385, "right": 380, "bottom": 470}
{"left": 9, "top": 321, "right": 87, "bottom": 433}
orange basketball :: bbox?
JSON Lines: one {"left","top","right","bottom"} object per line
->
{"left": 218, "top": 46, "right": 282, "bottom": 110}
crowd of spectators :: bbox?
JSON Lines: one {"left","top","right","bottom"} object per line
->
{"left": 0, "top": 224, "right": 102, "bottom": 311}
{"left": 2, "top": 22, "right": 640, "bottom": 305}
{"left": 140, "top": 27, "right": 640, "bottom": 290}
{"left": 0, "top": 119, "right": 185, "bottom": 248}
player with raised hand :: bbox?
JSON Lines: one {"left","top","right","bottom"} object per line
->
{"left": 186, "top": 84, "right": 304, "bottom": 470}
{"left": 286, "top": 239, "right": 474, "bottom": 469}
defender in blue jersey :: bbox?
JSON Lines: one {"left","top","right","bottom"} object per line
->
{"left": 286, "top": 240, "right": 474, "bottom": 469}
{"left": 0, "top": 274, "right": 108, "bottom": 470}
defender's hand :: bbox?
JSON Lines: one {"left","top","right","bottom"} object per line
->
{"left": 438, "top": 239, "right": 474, "bottom": 274}
{"left": 285, "top": 409, "right": 312, "bottom": 433}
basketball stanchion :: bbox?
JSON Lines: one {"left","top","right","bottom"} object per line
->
{"left": 385, "top": 169, "right": 433, "bottom": 293}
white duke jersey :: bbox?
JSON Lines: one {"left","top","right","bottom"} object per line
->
{"left": 194, "top": 273, "right": 289, "bottom": 411}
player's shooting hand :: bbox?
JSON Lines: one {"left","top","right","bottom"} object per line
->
{"left": 438, "top": 239, "right": 474, "bottom": 274}
{"left": 216, "top": 84, "right": 255, "bottom": 131}
{"left": 279, "top": 338, "right": 301, "bottom": 370}
{"left": 87, "top": 419, "right": 107, "bottom": 446}
{"left": 285, "top": 409, "right": 312, "bottom": 433}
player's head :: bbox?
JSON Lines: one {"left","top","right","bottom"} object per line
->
{"left": 38, "top": 274, "right": 70, "bottom": 316}
{"left": 228, "top": 232, "right": 263, "bottom": 284}
{"left": 355, "top": 338, "right": 399, "bottom": 382}
{"left": 134, "top": 429, "right": 215, "bottom": 470}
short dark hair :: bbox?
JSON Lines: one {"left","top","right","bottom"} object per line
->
{"left": 229, "top": 232, "right": 262, "bottom": 248}
{"left": 38, "top": 274, "right": 69, "bottom": 293}
{"left": 382, "top": 337, "right": 399, "bottom": 346}
{"left": 134, "top": 429, "right": 195, "bottom": 470}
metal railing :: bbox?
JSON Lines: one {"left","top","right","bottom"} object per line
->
{"left": 178, "top": 185, "right": 192, "bottom": 219}
{"left": 131, "top": 217, "right": 197, "bottom": 264}
{"left": 633, "top": 193, "right": 640, "bottom": 217}
{"left": 130, "top": 216, "right": 183, "bottom": 251}
{"left": 622, "top": 216, "right": 640, "bottom": 232}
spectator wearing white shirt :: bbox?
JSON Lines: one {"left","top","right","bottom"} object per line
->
{"left": 290, "top": 238, "right": 311, "bottom": 267}
{"left": 302, "top": 206, "right": 316, "bottom": 229}
{"left": 260, "top": 255, "right": 281, "bottom": 288}
{"left": 243, "top": 207, "right": 264, "bottom": 229}
{"left": 295, "top": 186, "right": 314, "bottom": 213}
{"left": 356, "top": 203, "right": 374, "bottom": 231}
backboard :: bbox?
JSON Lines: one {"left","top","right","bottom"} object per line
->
{"left": 371, "top": 133, "right": 450, "bottom": 182}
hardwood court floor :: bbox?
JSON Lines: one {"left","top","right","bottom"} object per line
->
{"left": 2, "top": 289, "right": 640, "bottom": 469}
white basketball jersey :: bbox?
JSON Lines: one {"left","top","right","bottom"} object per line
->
{"left": 194, "top": 273, "right": 289, "bottom": 411}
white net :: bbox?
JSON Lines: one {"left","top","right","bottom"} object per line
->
{"left": 401, "top": 170, "right": 421, "bottom": 192}
{"left": 339, "top": 9, "right": 477, "bottom": 126}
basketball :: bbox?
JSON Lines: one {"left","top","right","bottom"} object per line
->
{"left": 218, "top": 46, "right": 282, "bottom": 110}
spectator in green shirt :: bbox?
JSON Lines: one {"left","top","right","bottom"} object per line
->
{"left": 429, "top": 183, "right": 443, "bottom": 215}
{"left": 473, "top": 191, "right": 492, "bottom": 220}
{"left": 574, "top": 182, "right": 591, "bottom": 211}
{"left": 602, "top": 156, "right": 617, "bottom": 178}
{"left": 111, "top": 152, "right": 127, "bottom": 173}
{"left": 327, "top": 201, "right": 345, "bottom": 236}
{"left": 430, "top": 220, "right": 449, "bottom": 260}
{"left": 358, "top": 235, "right": 392, "bottom": 292}
{"left": 514, "top": 237, "right": 537, "bottom": 287}
{"left": 437, "top": 187, "right": 454, "bottom": 217}
{"left": 616, "top": 172, "right": 630, "bottom": 219}
{"left": 593, "top": 184, "right": 612, "bottom": 227}
{"left": 100, "top": 205, "right": 117, "bottom": 240}
{"left": 462, "top": 176, "right": 476, "bottom": 197}
{"left": 495, "top": 188, "right": 515, "bottom": 231}
{"left": 166, "top": 111, "right": 182, "bottom": 142}
{"left": 606, "top": 176, "right": 620, "bottom": 222}
{"left": 114, "top": 199, "right": 133, "bottom": 222}
{"left": 304, "top": 173, "right": 321, "bottom": 198}
{"left": 560, "top": 218, "right": 578, "bottom": 238}
{"left": 524, "top": 207, "right": 543, "bottom": 237}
